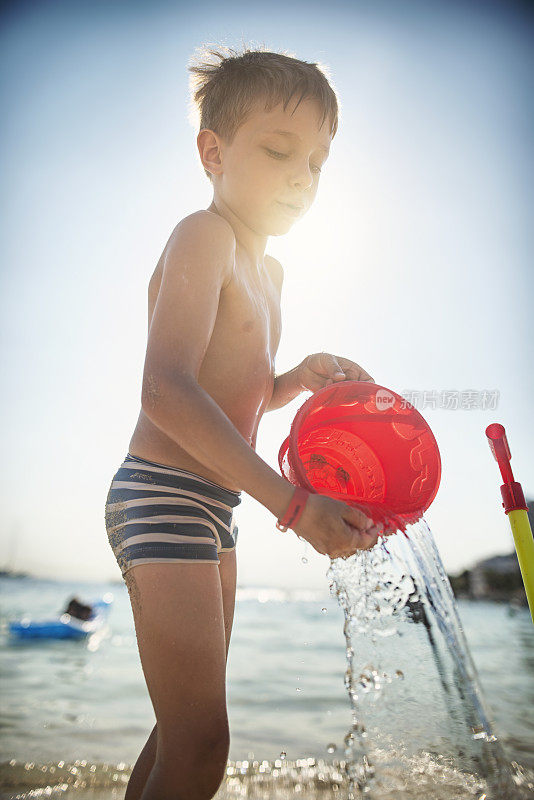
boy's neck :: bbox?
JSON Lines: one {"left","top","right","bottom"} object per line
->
{"left": 207, "top": 198, "right": 267, "bottom": 273}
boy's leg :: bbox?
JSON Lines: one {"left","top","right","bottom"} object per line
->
{"left": 124, "top": 723, "right": 157, "bottom": 800}
{"left": 123, "top": 552, "right": 238, "bottom": 800}
{"left": 219, "top": 549, "right": 237, "bottom": 667}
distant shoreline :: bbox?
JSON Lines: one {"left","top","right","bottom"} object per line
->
{"left": 0, "top": 567, "right": 528, "bottom": 607}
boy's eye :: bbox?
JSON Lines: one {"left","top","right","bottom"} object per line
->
{"left": 266, "top": 148, "right": 287, "bottom": 159}
{"left": 265, "top": 148, "right": 322, "bottom": 174}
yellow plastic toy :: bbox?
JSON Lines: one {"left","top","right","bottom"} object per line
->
{"left": 486, "top": 423, "right": 534, "bottom": 623}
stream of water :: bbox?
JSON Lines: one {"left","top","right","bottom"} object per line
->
{"left": 326, "top": 518, "right": 533, "bottom": 799}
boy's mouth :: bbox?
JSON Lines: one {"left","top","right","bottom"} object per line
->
{"left": 277, "top": 200, "right": 304, "bottom": 216}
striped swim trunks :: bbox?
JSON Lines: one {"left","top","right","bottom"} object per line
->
{"left": 105, "top": 452, "right": 242, "bottom": 577}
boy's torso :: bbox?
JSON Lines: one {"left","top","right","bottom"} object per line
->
{"left": 128, "top": 227, "right": 282, "bottom": 492}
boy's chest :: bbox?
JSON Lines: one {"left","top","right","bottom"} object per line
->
{"left": 221, "top": 256, "right": 281, "bottom": 357}
{"left": 148, "top": 256, "right": 282, "bottom": 357}
{"left": 147, "top": 251, "right": 281, "bottom": 432}
{"left": 200, "top": 255, "right": 281, "bottom": 412}
{"left": 148, "top": 253, "right": 281, "bottom": 376}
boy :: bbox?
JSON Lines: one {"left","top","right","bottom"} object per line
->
{"left": 105, "top": 44, "right": 383, "bottom": 800}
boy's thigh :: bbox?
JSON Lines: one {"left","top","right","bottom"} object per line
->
{"left": 218, "top": 549, "right": 237, "bottom": 657}
{"left": 125, "top": 562, "right": 229, "bottom": 756}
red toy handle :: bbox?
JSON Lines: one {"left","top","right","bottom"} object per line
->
{"left": 485, "top": 423, "right": 513, "bottom": 483}
{"left": 485, "top": 423, "right": 528, "bottom": 513}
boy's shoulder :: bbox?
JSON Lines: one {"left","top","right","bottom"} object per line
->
{"left": 160, "top": 210, "right": 236, "bottom": 288}
{"left": 163, "top": 209, "right": 283, "bottom": 291}
{"left": 168, "top": 209, "right": 236, "bottom": 250}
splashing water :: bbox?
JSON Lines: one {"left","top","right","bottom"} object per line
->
{"left": 326, "top": 518, "right": 533, "bottom": 799}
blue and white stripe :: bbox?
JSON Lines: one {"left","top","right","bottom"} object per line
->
{"left": 105, "top": 453, "right": 241, "bottom": 577}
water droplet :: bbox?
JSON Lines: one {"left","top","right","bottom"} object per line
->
{"left": 279, "top": 751, "right": 286, "bottom": 760}
{"left": 326, "top": 742, "right": 337, "bottom": 753}
{"left": 301, "top": 556, "right": 308, "bottom": 564}
{"left": 357, "top": 668, "right": 375, "bottom": 692}
{"left": 395, "top": 670, "right": 404, "bottom": 680}
{"left": 321, "top": 607, "right": 327, "bottom": 614}
{"left": 343, "top": 731, "right": 355, "bottom": 747}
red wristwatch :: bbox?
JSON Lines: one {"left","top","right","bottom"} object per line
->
{"left": 276, "top": 487, "right": 310, "bottom": 532}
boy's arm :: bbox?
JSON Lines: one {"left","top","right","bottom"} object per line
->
{"left": 266, "top": 367, "right": 305, "bottom": 412}
{"left": 141, "top": 211, "right": 294, "bottom": 520}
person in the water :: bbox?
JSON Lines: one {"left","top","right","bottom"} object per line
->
{"left": 63, "top": 597, "right": 93, "bottom": 621}
{"left": 104, "top": 43, "right": 384, "bottom": 800}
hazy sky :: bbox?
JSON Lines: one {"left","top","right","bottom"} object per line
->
{"left": 1, "top": 0, "right": 532, "bottom": 588}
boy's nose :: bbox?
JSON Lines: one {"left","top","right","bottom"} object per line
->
{"left": 290, "top": 163, "right": 313, "bottom": 191}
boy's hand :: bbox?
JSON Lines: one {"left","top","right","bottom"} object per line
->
{"left": 297, "top": 352, "right": 375, "bottom": 393}
{"left": 291, "top": 494, "right": 383, "bottom": 558}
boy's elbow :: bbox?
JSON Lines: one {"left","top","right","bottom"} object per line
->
{"left": 141, "top": 371, "right": 197, "bottom": 420}
{"left": 141, "top": 373, "right": 164, "bottom": 418}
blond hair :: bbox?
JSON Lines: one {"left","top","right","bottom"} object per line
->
{"left": 188, "top": 42, "right": 339, "bottom": 179}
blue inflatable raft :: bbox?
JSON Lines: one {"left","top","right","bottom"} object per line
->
{"left": 9, "top": 593, "right": 113, "bottom": 640}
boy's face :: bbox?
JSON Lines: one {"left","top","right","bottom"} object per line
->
{"left": 216, "top": 95, "right": 332, "bottom": 236}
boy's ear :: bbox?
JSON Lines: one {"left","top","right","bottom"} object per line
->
{"left": 197, "top": 129, "right": 223, "bottom": 177}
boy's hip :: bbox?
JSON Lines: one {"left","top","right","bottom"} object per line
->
{"left": 104, "top": 453, "right": 240, "bottom": 577}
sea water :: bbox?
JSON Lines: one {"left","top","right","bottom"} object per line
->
{"left": 0, "top": 530, "right": 533, "bottom": 799}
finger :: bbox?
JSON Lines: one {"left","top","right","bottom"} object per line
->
{"left": 369, "top": 523, "right": 384, "bottom": 536}
{"left": 345, "top": 367, "right": 374, "bottom": 383}
{"left": 367, "top": 519, "right": 385, "bottom": 540}
{"left": 310, "top": 353, "right": 345, "bottom": 380}
{"left": 343, "top": 505, "right": 374, "bottom": 531}
{"left": 301, "top": 360, "right": 335, "bottom": 391}
{"left": 356, "top": 530, "right": 379, "bottom": 550}
{"left": 299, "top": 364, "right": 328, "bottom": 392}
{"left": 330, "top": 356, "right": 345, "bottom": 379}
{"left": 351, "top": 526, "right": 379, "bottom": 550}
{"left": 336, "top": 358, "right": 374, "bottom": 383}
{"left": 306, "top": 374, "right": 330, "bottom": 393}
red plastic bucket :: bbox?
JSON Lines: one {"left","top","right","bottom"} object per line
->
{"left": 278, "top": 381, "right": 441, "bottom": 535}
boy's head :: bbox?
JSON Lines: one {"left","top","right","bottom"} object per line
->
{"left": 188, "top": 44, "right": 339, "bottom": 236}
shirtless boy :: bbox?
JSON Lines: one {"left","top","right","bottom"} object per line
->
{"left": 105, "top": 45, "right": 383, "bottom": 800}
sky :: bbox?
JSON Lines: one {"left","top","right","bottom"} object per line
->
{"left": 1, "top": 0, "right": 533, "bottom": 588}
